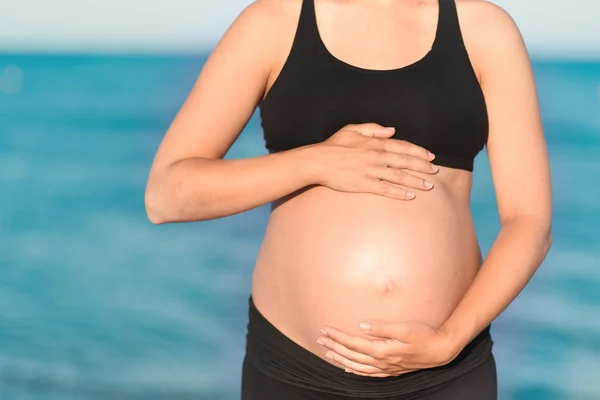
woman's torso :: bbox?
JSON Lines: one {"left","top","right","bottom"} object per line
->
{"left": 252, "top": 0, "right": 488, "bottom": 364}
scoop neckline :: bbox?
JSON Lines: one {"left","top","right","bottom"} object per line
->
{"left": 311, "top": 0, "right": 442, "bottom": 74}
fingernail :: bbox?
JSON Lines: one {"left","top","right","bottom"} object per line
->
{"left": 320, "top": 329, "right": 328, "bottom": 336}
{"left": 406, "top": 192, "right": 416, "bottom": 199}
{"left": 384, "top": 127, "right": 395, "bottom": 131}
{"left": 345, "top": 369, "right": 352, "bottom": 373}
{"left": 431, "top": 164, "right": 439, "bottom": 172}
{"left": 325, "top": 352, "right": 334, "bottom": 359}
{"left": 424, "top": 180, "right": 434, "bottom": 189}
{"left": 427, "top": 151, "right": 435, "bottom": 160}
{"left": 359, "top": 322, "right": 371, "bottom": 331}
{"left": 317, "top": 339, "right": 325, "bottom": 345}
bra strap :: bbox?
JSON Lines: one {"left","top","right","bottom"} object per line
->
{"left": 295, "top": 0, "right": 322, "bottom": 51}
{"left": 433, "top": 0, "right": 469, "bottom": 55}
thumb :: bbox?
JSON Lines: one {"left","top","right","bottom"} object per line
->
{"left": 369, "top": 126, "right": 396, "bottom": 138}
{"left": 349, "top": 123, "right": 395, "bottom": 138}
{"left": 360, "top": 320, "right": 411, "bottom": 340}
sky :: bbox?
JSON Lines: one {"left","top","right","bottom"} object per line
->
{"left": 1, "top": 0, "right": 599, "bottom": 58}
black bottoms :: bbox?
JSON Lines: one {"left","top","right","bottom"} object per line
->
{"left": 243, "top": 354, "right": 497, "bottom": 400}
{"left": 242, "top": 297, "right": 497, "bottom": 399}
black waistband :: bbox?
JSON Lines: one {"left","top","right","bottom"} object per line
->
{"left": 245, "top": 296, "right": 494, "bottom": 398}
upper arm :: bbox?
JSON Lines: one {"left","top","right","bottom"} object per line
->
{"left": 150, "top": 0, "right": 292, "bottom": 171}
{"left": 461, "top": 1, "right": 552, "bottom": 226}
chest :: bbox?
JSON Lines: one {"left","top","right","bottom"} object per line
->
{"left": 260, "top": 60, "right": 488, "bottom": 160}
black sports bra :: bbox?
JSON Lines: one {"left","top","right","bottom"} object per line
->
{"left": 259, "top": 0, "right": 488, "bottom": 171}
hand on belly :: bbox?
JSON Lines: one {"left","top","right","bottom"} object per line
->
{"left": 315, "top": 318, "right": 459, "bottom": 377}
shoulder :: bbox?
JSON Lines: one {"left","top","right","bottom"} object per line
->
{"left": 218, "top": 0, "right": 303, "bottom": 63}
{"left": 453, "top": 1, "right": 528, "bottom": 80}
{"left": 455, "top": 0, "right": 521, "bottom": 38}
{"left": 209, "top": 0, "right": 303, "bottom": 73}
{"left": 233, "top": 0, "right": 303, "bottom": 35}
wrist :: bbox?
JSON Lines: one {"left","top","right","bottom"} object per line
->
{"left": 438, "top": 319, "right": 474, "bottom": 360}
{"left": 292, "top": 144, "right": 326, "bottom": 186}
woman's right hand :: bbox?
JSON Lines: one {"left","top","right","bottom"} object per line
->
{"left": 308, "top": 123, "right": 439, "bottom": 200}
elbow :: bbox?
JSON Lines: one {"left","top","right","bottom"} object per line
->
{"left": 144, "top": 161, "right": 216, "bottom": 224}
{"left": 144, "top": 186, "right": 170, "bottom": 225}
{"left": 144, "top": 172, "right": 178, "bottom": 224}
{"left": 145, "top": 206, "right": 167, "bottom": 225}
{"left": 144, "top": 178, "right": 211, "bottom": 224}
{"left": 502, "top": 213, "right": 553, "bottom": 257}
{"left": 543, "top": 227, "right": 553, "bottom": 256}
{"left": 531, "top": 218, "right": 553, "bottom": 259}
{"left": 535, "top": 218, "right": 553, "bottom": 259}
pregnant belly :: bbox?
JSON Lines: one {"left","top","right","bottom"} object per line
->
{"left": 251, "top": 179, "right": 482, "bottom": 363}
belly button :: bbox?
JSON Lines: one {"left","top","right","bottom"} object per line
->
{"left": 381, "top": 283, "right": 393, "bottom": 296}
{"left": 375, "top": 277, "right": 396, "bottom": 296}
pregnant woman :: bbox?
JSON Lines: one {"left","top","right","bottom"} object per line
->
{"left": 145, "top": 0, "right": 552, "bottom": 398}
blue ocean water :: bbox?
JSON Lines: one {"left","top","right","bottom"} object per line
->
{"left": 0, "top": 53, "right": 598, "bottom": 400}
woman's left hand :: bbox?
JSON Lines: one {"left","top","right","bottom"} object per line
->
{"left": 317, "top": 320, "right": 461, "bottom": 377}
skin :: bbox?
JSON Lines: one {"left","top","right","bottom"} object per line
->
{"left": 145, "top": 0, "right": 552, "bottom": 380}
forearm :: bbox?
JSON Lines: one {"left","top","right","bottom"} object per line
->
{"left": 442, "top": 215, "right": 552, "bottom": 351}
{"left": 145, "top": 145, "right": 318, "bottom": 223}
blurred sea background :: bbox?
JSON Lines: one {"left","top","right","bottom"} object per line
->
{"left": 1, "top": 1, "right": 600, "bottom": 399}
{"left": 1, "top": 53, "right": 599, "bottom": 400}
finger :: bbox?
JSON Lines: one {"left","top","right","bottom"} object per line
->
{"left": 391, "top": 359, "right": 440, "bottom": 369}
{"left": 359, "top": 321, "right": 411, "bottom": 342}
{"left": 321, "top": 327, "right": 387, "bottom": 357}
{"left": 381, "top": 139, "right": 436, "bottom": 161}
{"left": 346, "top": 123, "right": 396, "bottom": 138}
{"left": 374, "top": 167, "right": 434, "bottom": 191}
{"left": 347, "top": 370, "right": 392, "bottom": 378}
{"left": 324, "top": 350, "right": 386, "bottom": 375}
{"left": 347, "top": 368, "right": 418, "bottom": 378}
{"left": 380, "top": 152, "right": 439, "bottom": 175}
{"left": 318, "top": 336, "right": 379, "bottom": 366}
{"left": 369, "top": 127, "right": 396, "bottom": 138}
{"left": 367, "top": 179, "right": 417, "bottom": 200}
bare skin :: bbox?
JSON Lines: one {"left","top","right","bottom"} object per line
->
{"left": 253, "top": 169, "right": 481, "bottom": 361}
{"left": 145, "top": 0, "right": 552, "bottom": 376}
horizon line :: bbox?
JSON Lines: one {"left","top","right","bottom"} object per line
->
{"left": 1, "top": 48, "right": 600, "bottom": 62}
